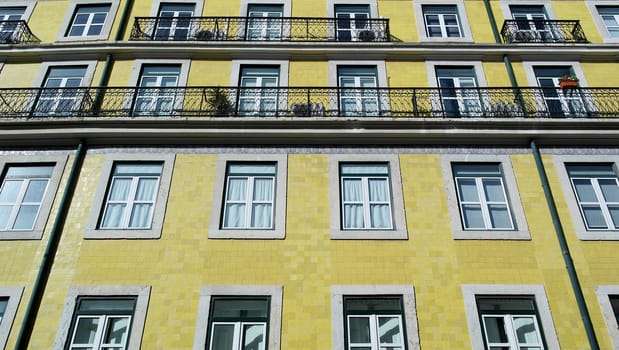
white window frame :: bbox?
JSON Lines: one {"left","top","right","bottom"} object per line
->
{"left": 0, "top": 153, "right": 68, "bottom": 240}
{"left": 326, "top": 0, "right": 377, "bottom": 18}
{"left": 413, "top": 0, "right": 473, "bottom": 42}
{"left": 209, "top": 154, "right": 287, "bottom": 239}
{"left": 462, "top": 284, "right": 560, "bottom": 350}
{"left": 329, "top": 154, "right": 407, "bottom": 240}
{"left": 596, "top": 285, "right": 619, "bottom": 348}
{"left": 149, "top": 0, "right": 204, "bottom": 16}
{"left": 230, "top": 60, "right": 289, "bottom": 116}
{"left": 0, "top": 2, "right": 36, "bottom": 22}
{"left": 0, "top": 287, "right": 23, "bottom": 349}
{"left": 56, "top": 0, "right": 120, "bottom": 41}
{"left": 331, "top": 285, "right": 420, "bottom": 350}
{"left": 193, "top": 285, "right": 283, "bottom": 350}
{"left": 34, "top": 61, "right": 97, "bottom": 88}
{"left": 553, "top": 154, "right": 619, "bottom": 240}
{"left": 240, "top": 0, "right": 291, "bottom": 16}
{"left": 422, "top": 5, "right": 463, "bottom": 39}
{"left": 54, "top": 285, "right": 150, "bottom": 350}
{"left": 441, "top": 154, "right": 530, "bottom": 240}
{"left": 328, "top": 60, "right": 388, "bottom": 116}
{"left": 586, "top": 0, "right": 619, "bottom": 43}
{"left": 85, "top": 153, "right": 175, "bottom": 239}
{"left": 499, "top": 0, "right": 556, "bottom": 20}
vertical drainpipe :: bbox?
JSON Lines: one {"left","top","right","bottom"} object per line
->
{"left": 14, "top": 141, "right": 86, "bottom": 350}
{"left": 530, "top": 140, "right": 600, "bottom": 350}
{"left": 483, "top": 0, "right": 519, "bottom": 87}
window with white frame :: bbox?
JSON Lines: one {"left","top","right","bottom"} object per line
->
{"left": 344, "top": 296, "right": 406, "bottom": 350}
{"left": 154, "top": 3, "right": 195, "bottom": 40}
{"left": 453, "top": 163, "right": 514, "bottom": 230}
{"left": 134, "top": 65, "right": 181, "bottom": 116}
{"left": 0, "top": 287, "right": 23, "bottom": 348}
{"left": 36, "top": 66, "right": 87, "bottom": 115}
{"left": 477, "top": 296, "right": 547, "bottom": 350}
{"left": 207, "top": 296, "right": 270, "bottom": 350}
{"left": 422, "top": 5, "right": 462, "bottom": 38}
{"left": 334, "top": 5, "right": 370, "bottom": 41}
{"left": 435, "top": 66, "right": 482, "bottom": 117}
{"left": 0, "top": 298, "right": 6, "bottom": 323}
{"left": 338, "top": 66, "right": 380, "bottom": 116}
{"left": 340, "top": 162, "right": 393, "bottom": 230}
{"left": 247, "top": 4, "right": 283, "bottom": 40}
{"left": 532, "top": 66, "right": 590, "bottom": 117}
{"left": 566, "top": 164, "right": 619, "bottom": 231}
{"left": 598, "top": 7, "right": 619, "bottom": 37}
{"left": 596, "top": 286, "right": 619, "bottom": 348}
{"left": 0, "top": 165, "right": 53, "bottom": 232}
{"left": 0, "top": 7, "right": 25, "bottom": 42}
{"left": 99, "top": 162, "right": 162, "bottom": 230}
{"left": 66, "top": 297, "right": 136, "bottom": 350}
{"left": 238, "top": 65, "right": 280, "bottom": 116}
{"left": 221, "top": 162, "right": 276, "bottom": 230}
{"left": 65, "top": 4, "right": 111, "bottom": 37}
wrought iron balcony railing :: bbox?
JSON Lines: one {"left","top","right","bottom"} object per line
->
{"left": 130, "top": 16, "right": 390, "bottom": 42}
{"left": 0, "top": 20, "right": 40, "bottom": 44}
{"left": 501, "top": 20, "right": 587, "bottom": 43}
{"left": 0, "top": 86, "right": 617, "bottom": 119}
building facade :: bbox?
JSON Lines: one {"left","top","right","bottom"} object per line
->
{"left": 0, "top": 0, "right": 618, "bottom": 349}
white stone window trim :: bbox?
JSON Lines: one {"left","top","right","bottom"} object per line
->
{"left": 441, "top": 154, "right": 530, "bottom": 240}
{"left": 462, "top": 284, "right": 560, "bottom": 350}
{"left": 56, "top": 0, "right": 120, "bottom": 41}
{"left": 586, "top": 0, "right": 619, "bottom": 43}
{"left": 149, "top": 0, "right": 204, "bottom": 17}
{"left": 208, "top": 154, "right": 287, "bottom": 239}
{"left": 413, "top": 0, "right": 473, "bottom": 42}
{"left": 33, "top": 61, "right": 97, "bottom": 88}
{"left": 326, "top": 0, "right": 378, "bottom": 17}
{"left": 331, "top": 285, "right": 420, "bottom": 350}
{"left": 328, "top": 60, "right": 388, "bottom": 114}
{"left": 0, "top": 1, "right": 36, "bottom": 21}
{"left": 499, "top": 0, "right": 556, "bottom": 20}
{"left": 0, "top": 287, "right": 23, "bottom": 349}
{"left": 129, "top": 59, "right": 191, "bottom": 86}
{"left": 553, "top": 154, "right": 619, "bottom": 240}
{"left": 230, "top": 59, "right": 289, "bottom": 87}
{"left": 329, "top": 154, "right": 408, "bottom": 240}
{"left": 53, "top": 285, "right": 150, "bottom": 350}
{"left": 425, "top": 60, "right": 488, "bottom": 88}
{"left": 193, "top": 285, "right": 283, "bottom": 350}
{"left": 85, "top": 153, "right": 175, "bottom": 239}
{"left": 522, "top": 61, "right": 589, "bottom": 87}
{"left": 0, "top": 154, "right": 68, "bottom": 240}
{"left": 596, "top": 285, "right": 619, "bottom": 348}
{"left": 240, "top": 0, "right": 291, "bottom": 17}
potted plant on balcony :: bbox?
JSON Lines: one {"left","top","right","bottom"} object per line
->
{"left": 357, "top": 30, "right": 376, "bottom": 42}
{"left": 559, "top": 74, "right": 579, "bottom": 89}
{"left": 195, "top": 29, "right": 215, "bottom": 41}
{"left": 206, "top": 87, "right": 231, "bottom": 116}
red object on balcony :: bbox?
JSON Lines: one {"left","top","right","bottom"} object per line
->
{"left": 559, "top": 79, "right": 578, "bottom": 89}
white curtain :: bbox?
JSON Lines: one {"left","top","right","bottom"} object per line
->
{"left": 343, "top": 178, "right": 363, "bottom": 228}
{"left": 368, "top": 178, "right": 391, "bottom": 228}
{"left": 128, "top": 178, "right": 157, "bottom": 228}
{"left": 224, "top": 178, "right": 247, "bottom": 228}
{"left": 101, "top": 178, "right": 131, "bottom": 228}
{"left": 251, "top": 178, "right": 273, "bottom": 228}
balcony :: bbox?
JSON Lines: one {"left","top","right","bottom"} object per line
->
{"left": 501, "top": 20, "right": 587, "bottom": 44}
{"left": 129, "top": 16, "right": 390, "bottom": 42}
{"left": 0, "top": 86, "right": 616, "bottom": 119}
{"left": 0, "top": 20, "right": 40, "bottom": 44}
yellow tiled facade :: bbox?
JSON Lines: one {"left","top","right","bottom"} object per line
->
{"left": 0, "top": 0, "right": 618, "bottom": 349}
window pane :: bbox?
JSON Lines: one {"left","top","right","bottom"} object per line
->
{"left": 343, "top": 179, "right": 362, "bottom": 201}
{"left": 211, "top": 298, "right": 269, "bottom": 319}
{"left": 488, "top": 204, "right": 511, "bottom": 229}
{"left": 343, "top": 204, "right": 364, "bottom": 229}
{"left": 211, "top": 324, "right": 235, "bottom": 350}
{"left": 224, "top": 203, "right": 246, "bottom": 228}
{"left": 483, "top": 179, "right": 505, "bottom": 202}
{"left": 0, "top": 180, "right": 21, "bottom": 202}
{"left": 251, "top": 203, "right": 272, "bottom": 228}
{"left": 12, "top": 204, "right": 39, "bottom": 230}
{"left": 457, "top": 179, "right": 479, "bottom": 202}
{"left": 345, "top": 297, "right": 403, "bottom": 312}
{"left": 101, "top": 203, "right": 126, "bottom": 228}
{"left": 582, "top": 205, "right": 607, "bottom": 228}
{"left": 135, "top": 178, "right": 158, "bottom": 201}
{"left": 0, "top": 205, "right": 11, "bottom": 230}
{"left": 378, "top": 316, "right": 402, "bottom": 344}
{"left": 228, "top": 164, "right": 276, "bottom": 175}
{"left": 513, "top": 317, "right": 540, "bottom": 344}
{"left": 483, "top": 316, "right": 509, "bottom": 343}
{"left": 243, "top": 324, "right": 266, "bottom": 350}
{"left": 253, "top": 178, "right": 273, "bottom": 201}
{"left": 128, "top": 203, "right": 153, "bottom": 228}
{"left": 348, "top": 316, "right": 371, "bottom": 344}
{"left": 78, "top": 298, "right": 136, "bottom": 313}
{"left": 599, "top": 179, "right": 619, "bottom": 202}
{"left": 341, "top": 164, "right": 388, "bottom": 176}
{"left": 370, "top": 204, "right": 391, "bottom": 229}
{"left": 368, "top": 178, "right": 388, "bottom": 201}
{"left": 462, "top": 204, "right": 484, "bottom": 228}
{"left": 5, "top": 165, "right": 54, "bottom": 178}
{"left": 572, "top": 179, "right": 598, "bottom": 202}
{"left": 609, "top": 206, "right": 619, "bottom": 228}
{"left": 102, "top": 316, "right": 130, "bottom": 345}
{"left": 23, "top": 180, "right": 48, "bottom": 202}
{"left": 227, "top": 178, "right": 247, "bottom": 201}
{"left": 73, "top": 317, "right": 100, "bottom": 345}
{"left": 108, "top": 178, "right": 131, "bottom": 201}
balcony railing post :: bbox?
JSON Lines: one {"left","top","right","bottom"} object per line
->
{"left": 28, "top": 88, "right": 43, "bottom": 117}
{"left": 412, "top": 89, "right": 418, "bottom": 118}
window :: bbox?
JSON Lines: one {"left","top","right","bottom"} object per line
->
{"left": 477, "top": 296, "right": 546, "bottom": 350}
{"left": 331, "top": 285, "right": 420, "bottom": 350}
{"left": 565, "top": 164, "right": 619, "bottom": 230}
{"left": 246, "top": 4, "right": 283, "bottom": 40}
{"left": 338, "top": 66, "right": 381, "bottom": 116}
{"left": 67, "top": 297, "right": 136, "bottom": 350}
{"left": 462, "top": 285, "right": 560, "bottom": 350}
{"left": 0, "top": 287, "right": 23, "bottom": 348}
{"left": 596, "top": 285, "right": 619, "bottom": 348}
{"left": 134, "top": 65, "right": 181, "bottom": 116}
{"left": 209, "top": 154, "right": 287, "bottom": 239}
{"left": 334, "top": 5, "right": 370, "bottom": 41}
{"left": 423, "top": 5, "right": 462, "bottom": 38}
{"left": 222, "top": 163, "right": 276, "bottom": 229}
{"left": 65, "top": 4, "right": 110, "bottom": 37}
{"left": 194, "top": 285, "right": 283, "bottom": 350}
{"left": 435, "top": 66, "right": 482, "bottom": 117}
{"left": 532, "top": 66, "right": 590, "bottom": 117}
{"left": 329, "top": 155, "right": 407, "bottom": 240}
{"left": 441, "top": 155, "right": 529, "bottom": 240}
{"left": 0, "top": 155, "right": 67, "bottom": 240}
{"left": 0, "top": 7, "right": 25, "bottom": 42}
{"left": 344, "top": 296, "right": 406, "bottom": 350}
{"left": 598, "top": 7, "right": 619, "bottom": 38}
{"left": 54, "top": 286, "right": 150, "bottom": 350}
{"left": 0, "top": 165, "right": 54, "bottom": 231}
{"left": 58, "top": 0, "right": 119, "bottom": 40}
{"left": 36, "top": 66, "right": 87, "bottom": 115}
{"left": 339, "top": 163, "right": 392, "bottom": 230}
{"left": 207, "top": 297, "right": 270, "bottom": 350}
{"left": 85, "top": 153, "right": 174, "bottom": 239}
{"left": 154, "top": 3, "right": 195, "bottom": 40}
{"left": 588, "top": 1, "right": 619, "bottom": 43}
{"left": 238, "top": 66, "right": 280, "bottom": 116}
{"left": 452, "top": 163, "right": 514, "bottom": 230}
